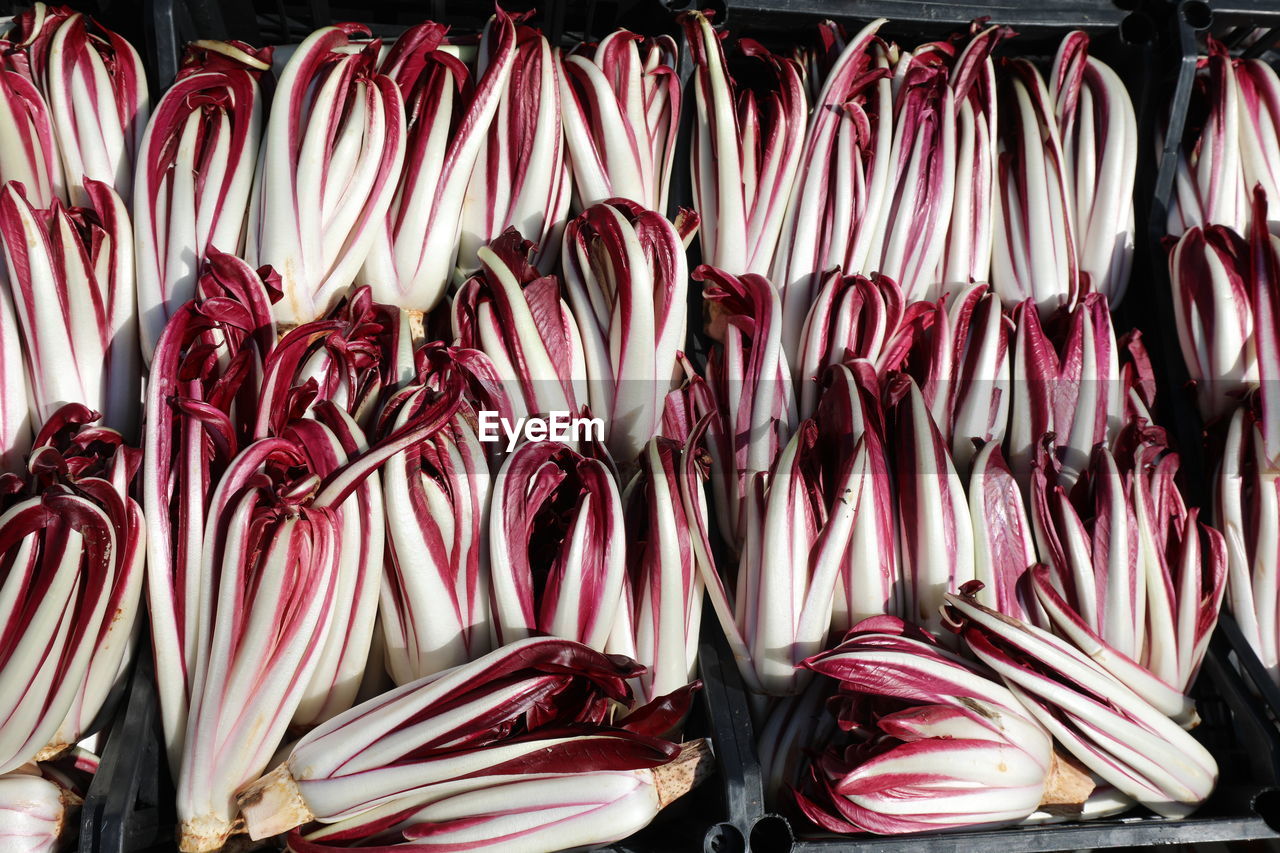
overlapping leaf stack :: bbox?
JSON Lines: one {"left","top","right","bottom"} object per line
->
{"left": 0, "top": 2, "right": 1256, "bottom": 851}
{"left": 1163, "top": 39, "right": 1280, "bottom": 698}
{"left": 0, "top": 5, "right": 714, "bottom": 851}
{"left": 680, "top": 9, "right": 1228, "bottom": 836}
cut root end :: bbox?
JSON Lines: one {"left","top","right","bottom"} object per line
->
{"left": 404, "top": 309, "right": 426, "bottom": 344}
{"left": 178, "top": 813, "right": 236, "bottom": 853}
{"left": 35, "top": 742, "right": 71, "bottom": 762}
{"left": 235, "top": 762, "right": 314, "bottom": 840}
{"left": 1039, "top": 748, "right": 1096, "bottom": 815}
{"left": 654, "top": 739, "right": 715, "bottom": 809}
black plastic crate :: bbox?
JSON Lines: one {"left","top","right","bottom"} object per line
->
{"left": 679, "top": 2, "right": 1279, "bottom": 851}
{"left": 1141, "top": 0, "right": 1210, "bottom": 504}
{"left": 716, "top": 0, "right": 1129, "bottom": 25}
{"left": 1146, "top": 2, "right": 1280, "bottom": 494}
{"left": 1145, "top": 0, "right": 1280, "bottom": 730}
{"left": 77, "top": 651, "right": 175, "bottom": 853}
{"left": 120, "top": 2, "right": 1280, "bottom": 852}
{"left": 696, "top": 603, "right": 1280, "bottom": 851}
{"left": 143, "top": 0, "right": 684, "bottom": 88}
{"left": 692, "top": 621, "right": 793, "bottom": 853}
{"left": 78, "top": 631, "right": 727, "bottom": 853}
{"left": 144, "top": 0, "right": 533, "bottom": 88}
{"left": 77, "top": 625, "right": 741, "bottom": 852}
{"left": 747, "top": 631, "right": 1279, "bottom": 853}
{"left": 709, "top": 0, "right": 1147, "bottom": 45}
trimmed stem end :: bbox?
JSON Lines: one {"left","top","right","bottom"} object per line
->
{"left": 235, "top": 762, "right": 314, "bottom": 840}
{"left": 1039, "top": 748, "right": 1096, "bottom": 814}
{"left": 178, "top": 813, "right": 236, "bottom": 853}
{"left": 654, "top": 739, "right": 715, "bottom": 809}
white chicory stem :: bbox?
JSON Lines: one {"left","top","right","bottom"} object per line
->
{"left": 969, "top": 440, "right": 1037, "bottom": 623}
{"left": 451, "top": 229, "right": 588, "bottom": 421}
{"left": 458, "top": 16, "right": 570, "bottom": 277}
{"left": 176, "top": 379, "right": 463, "bottom": 852}
{"left": 175, "top": 438, "right": 346, "bottom": 853}
{"left": 877, "top": 283, "right": 1030, "bottom": 475}
{"left": 294, "top": 761, "right": 705, "bottom": 852}
{"left": 868, "top": 46, "right": 957, "bottom": 302}
{"left": 361, "top": 12, "right": 517, "bottom": 313}
{"left": 5, "top": 3, "right": 149, "bottom": 208}
{"left": 609, "top": 434, "right": 707, "bottom": 705}
{"left": 0, "top": 771, "right": 70, "bottom": 852}
{"left": 799, "top": 617, "right": 1053, "bottom": 834}
{"left": 1216, "top": 405, "right": 1280, "bottom": 684}
{"left": 1029, "top": 423, "right": 1223, "bottom": 724}
{"left": 0, "top": 440, "right": 120, "bottom": 775}
{"left": 700, "top": 264, "right": 798, "bottom": 545}
{"left": 559, "top": 29, "right": 681, "bottom": 212}
{"left": 827, "top": 363, "right": 901, "bottom": 633}
{"left": 992, "top": 58, "right": 1078, "bottom": 314}
{"left": 561, "top": 200, "right": 696, "bottom": 466}
{"left": 34, "top": 407, "right": 145, "bottom": 756}
{"left": 1006, "top": 294, "right": 1124, "bottom": 487}
{"left": 1167, "top": 43, "right": 1246, "bottom": 235}
{"left": 0, "top": 59, "right": 63, "bottom": 208}
{"left": 771, "top": 18, "right": 890, "bottom": 360}
{"left": 756, "top": 678, "right": 837, "bottom": 806}
{"left": 681, "top": 10, "right": 806, "bottom": 276}
{"left": 1237, "top": 57, "right": 1280, "bottom": 233}
{"left": 938, "top": 26, "right": 1005, "bottom": 288}
{"left": 0, "top": 178, "right": 140, "bottom": 440}
{"left": 489, "top": 440, "right": 626, "bottom": 651}
{"left": 1167, "top": 218, "right": 1256, "bottom": 424}
{"left": 939, "top": 282, "right": 1011, "bottom": 476}
{"left": 245, "top": 23, "right": 406, "bottom": 325}
{"left": 143, "top": 252, "right": 279, "bottom": 773}
{"left": 379, "top": 388, "right": 494, "bottom": 684}
{"left": 947, "top": 592, "right": 1218, "bottom": 819}
{"left": 794, "top": 270, "right": 904, "bottom": 421}
{"left": 1051, "top": 31, "right": 1137, "bottom": 305}
{"left": 891, "top": 376, "right": 975, "bottom": 636}
{"left": 133, "top": 39, "right": 271, "bottom": 360}
{"left": 234, "top": 637, "right": 695, "bottom": 840}
{"left": 283, "top": 406, "right": 387, "bottom": 730}
{"left": 700, "top": 374, "right": 874, "bottom": 700}
{"left": 0, "top": 269, "right": 29, "bottom": 474}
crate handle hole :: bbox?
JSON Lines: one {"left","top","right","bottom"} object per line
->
{"left": 1120, "top": 12, "right": 1156, "bottom": 46}
{"left": 704, "top": 823, "right": 746, "bottom": 853}
{"left": 1254, "top": 787, "right": 1280, "bottom": 832}
{"left": 749, "top": 815, "right": 793, "bottom": 853}
{"left": 1180, "top": 1, "right": 1212, "bottom": 31}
